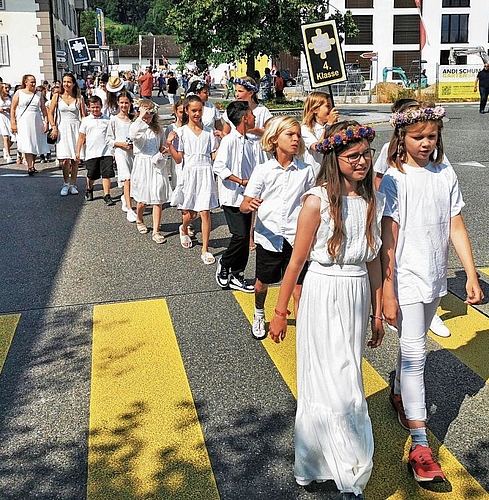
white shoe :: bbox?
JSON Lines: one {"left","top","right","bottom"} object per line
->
{"left": 126, "top": 209, "right": 137, "bottom": 223}
{"left": 4, "top": 156, "right": 12, "bottom": 163}
{"left": 252, "top": 314, "right": 267, "bottom": 340}
{"left": 69, "top": 184, "right": 79, "bottom": 195}
{"left": 429, "top": 315, "right": 451, "bottom": 338}
{"left": 121, "top": 196, "right": 128, "bottom": 212}
{"left": 60, "top": 183, "right": 69, "bottom": 196}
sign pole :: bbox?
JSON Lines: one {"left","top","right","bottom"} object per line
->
{"left": 328, "top": 85, "right": 335, "bottom": 108}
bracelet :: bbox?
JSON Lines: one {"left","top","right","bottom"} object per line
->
{"left": 370, "top": 315, "right": 383, "bottom": 321}
{"left": 274, "top": 308, "right": 291, "bottom": 319}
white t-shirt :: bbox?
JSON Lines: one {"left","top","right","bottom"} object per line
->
{"left": 202, "top": 102, "right": 221, "bottom": 129}
{"left": 244, "top": 157, "right": 316, "bottom": 252}
{"left": 301, "top": 121, "right": 327, "bottom": 175}
{"left": 79, "top": 114, "right": 111, "bottom": 160}
{"left": 379, "top": 161, "right": 465, "bottom": 305}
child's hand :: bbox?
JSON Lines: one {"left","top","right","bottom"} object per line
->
{"left": 214, "top": 130, "right": 223, "bottom": 138}
{"left": 248, "top": 197, "right": 263, "bottom": 211}
{"left": 328, "top": 107, "right": 340, "bottom": 125}
{"left": 167, "top": 131, "right": 176, "bottom": 144}
{"left": 159, "top": 145, "right": 169, "bottom": 154}
{"left": 464, "top": 279, "right": 484, "bottom": 305}
{"left": 382, "top": 295, "right": 399, "bottom": 330}
{"left": 368, "top": 318, "right": 384, "bottom": 348}
{"left": 269, "top": 315, "right": 287, "bottom": 343}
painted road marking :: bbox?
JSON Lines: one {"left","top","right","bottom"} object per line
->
{"left": 0, "top": 314, "right": 20, "bottom": 374}
{"left": 454, "top": 162, "right": 487, "bottom": 168}
{"left": 233, "top": 287, "right": 489, "bottom": 499}
{"left": 88, "top": 299, "right": 219, "bottom": 500}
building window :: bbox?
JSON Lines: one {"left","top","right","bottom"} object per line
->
{"left": 0, "top": 0, "right": 5, "bottom": 11}
{"left": 441, "top": 14, "right": 469, "bottom": 43}
{"left": 392, "top": 50, "right": 421, "bottom": 80}
{"left": 345, "top": 16, "right": 373, "bottom": 45}
{"left": 442, "top": 0, "right": 470, "bottom": 6}
{"left": 393, "top": 15, "right": 419, "bottom": 44}
{"left": 394, "top": 0, "right": 416, "bottom": 7}
{"left": 0, "top": 34, "right": 10, "bottom": 65}
{"left": 346, "top": 0, "right": 373, "bottom": 7}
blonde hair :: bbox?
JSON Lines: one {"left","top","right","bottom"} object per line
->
{"left": 260, "top": 116, "right": 305, "bottom": 156}
{"left": 139, "top": 98, "right": 161, "bottom": 134}
{"left": 302, "top": 91, "right": 332, "bottom": 132}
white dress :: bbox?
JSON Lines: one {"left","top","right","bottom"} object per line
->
{"left": 15, "top": 91, "right": 46, "bottom": 155}
{"left": 202, "top": 101, "right": 221, "bottom": 129}
{"left": 294, "top": 187, "right": 384, "bottom": 496}
{"left": 129, "top": 118, "right": 171, "bottom": 205}
{"left": 106, "top": 115, "right": 134, "bottom": 186}
{"left": 164, "top": 122, "right": 182, "bottom": 190}
{"left": 301, "top": 121, "right": 327, "bottom": 176}
{"left": 0, "top": 96, "right": 13, "bottom": 138}
{"left": 55, "top": 97, "right": 83, "bottom": 160}
{"left": 175, "top": 125, "right": 218, "bottom": 212}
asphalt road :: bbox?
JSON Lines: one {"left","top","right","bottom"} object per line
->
{"left": 0, "top": 102, "right": 488, "bottom": 500}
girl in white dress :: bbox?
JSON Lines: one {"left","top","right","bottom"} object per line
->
{"left": 167, "top": 95, "right": 219, "bottom": 264}
{"left": 10, "top": 74, "right": 49, "bottom": 175}
{"left": 164, "top": 100, "right": 184, "bottom": 191}
{"left": 301, "top": 91, "right": 339, "bottom": 175}
{"left": 0, "top": 83, "right": 14, "bottom": 162}
{"left": 187, "top": 80, "right": 222, "bottom": 133}
{"left": 48, "top": 73, "right": 86, "bottom": 195}
{"left": 129, "top": 99, "right": 171, "bottom": 244}
{"left": 269, "top": 121, "right": 385, "bottom": 500}
{"left": 106, "top": 91, "right": 136, "bottom": 222}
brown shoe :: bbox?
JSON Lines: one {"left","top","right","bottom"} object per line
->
{"left": 389, "top": 392, "right": 410, "bottom": 430}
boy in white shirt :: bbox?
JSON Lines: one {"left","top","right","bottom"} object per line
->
{"left": 75, "top": 95, "right": 114, "bottom": 205}
{"left": 213, "top": 101, "right": 256, "bottom": 292}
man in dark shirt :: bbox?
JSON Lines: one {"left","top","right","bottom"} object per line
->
{"left": 474, "top": 62, "right": 489, "bottom": 113}
{"left": 167, "top": 72, "right": 179, "bottom": 105}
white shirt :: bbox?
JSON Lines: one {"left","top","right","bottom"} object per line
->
{"left": 213, "top": 129, "right": 255, "bottom": 207}
{"left": 379, "top": 161, "right": 464, "bottom": 305}
{"left": 301, "top": 121, "right": 327, "bottom": 174}
{"left": 244, "top": 157, "right": 316, "bottom": 252}
{"left": 79, "top": 114, "right": 111, "bottom": 160}
{"left": 202, "top": 102, "right": 221, "bottom": 129}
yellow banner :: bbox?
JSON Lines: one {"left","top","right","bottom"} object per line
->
{"left": 438, "top": 82, "right": 478, "bottom": 99}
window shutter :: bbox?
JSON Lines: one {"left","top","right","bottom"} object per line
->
{"left": 0, "top": 35, "right": 10, "bottom": 66}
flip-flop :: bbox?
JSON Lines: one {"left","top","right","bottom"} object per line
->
{"left": 179, "top": 224, "right": 192, "bottom": 248}
{"left": 187, "top": 224, "right": 195, "bottom": 238}
{"left": 152, "top": 232, "right": 167, "bottom": 244}
{"left": 201, "top": 252, "right": 215, "bottom": 265}
{"left": 136, "top": 221, "right": 149, "bottom": 234}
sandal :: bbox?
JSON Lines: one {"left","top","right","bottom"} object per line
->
{"left": 201, "top": 252, "right": 215, "bottom": 265}
{"left": 179, "top": 224, "right": 192, "bottom": 248}
{"left": 187, "top": 224, "right": 195, "bottom": 238}
{"left": 136, "top": 221, "right": 149, "bottom": 234}
{"left": 28, "top": 168, "right": 35, "bottom": 176}
{"left": 152, "top": 232, "right": 166, "bottom": 244}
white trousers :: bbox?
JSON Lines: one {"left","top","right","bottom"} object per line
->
{"left": 395, "top": 299, "right": 440, "bottom": 422}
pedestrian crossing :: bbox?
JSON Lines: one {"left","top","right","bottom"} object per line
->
{"left": 0, "top": 289, "right": 488, "bottom": 499}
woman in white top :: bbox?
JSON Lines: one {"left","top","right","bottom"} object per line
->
{"left": 48, "top": 73, "right": 87, "bottom": 195}
{"left": 10, "top": 74, "right": 49, "bottom": 175}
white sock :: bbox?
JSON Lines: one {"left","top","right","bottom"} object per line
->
{"left": 254, "top": 308, "right": 264, "bottom": 319}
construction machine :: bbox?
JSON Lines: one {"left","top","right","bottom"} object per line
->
{"left": 382, "top": 67, "right": 427, "bottom": 89}
{"left": 449, "top": 46, "right": 489, "bottom": 65}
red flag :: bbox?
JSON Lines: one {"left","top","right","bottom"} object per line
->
{"left": 415, "top": 0, "right": 427, "bottom": 50}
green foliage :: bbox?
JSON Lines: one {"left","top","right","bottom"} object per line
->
{"left": 80, "top": 10, "right": 97, "bottom": 43}
{"left": 104, "top": 24, "right": 139, "bottom": 46}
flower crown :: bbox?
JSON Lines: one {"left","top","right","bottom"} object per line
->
{"left": 315, "top": 125, "right": 376, "bottom": 153}
{"left": 233, "top": 78, "right": 259, "bottom": 93}
{"left": 133, "top": 98, "right": 159, "bottom": 115}
{"left": 389, "top": 106, "right": 446, "bottom": 127}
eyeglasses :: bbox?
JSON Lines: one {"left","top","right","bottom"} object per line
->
{"left": 338, "top": 148, "right": 375, "bottom": 165}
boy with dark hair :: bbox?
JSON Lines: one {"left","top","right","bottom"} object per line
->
{"left": 213, "top": 100, "right": 256, "bottom": 292}
{"left": 75, "top": 95, "right": 114, "bottom": 204}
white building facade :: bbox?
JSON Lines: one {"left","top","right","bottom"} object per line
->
{"left": 0, "top": 0, "right": 87, "bottom": 86}
{"left": 340, "top": 0, "right": 489, "bottom": 85}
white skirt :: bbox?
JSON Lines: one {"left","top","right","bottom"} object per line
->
{"left": 294, "top": 261, "right": 373, "bottom": 496}
{"left": 130, "top": 155, "right": 172, "bottom": 205}
{"left": 179, "top": 161, "right": 218, "bottom": 212}
{"left": 115, "top": 148, "right": 134, "bottom": 186}
{"left": 56, "top": 119, "right": 80, "bottom": 160}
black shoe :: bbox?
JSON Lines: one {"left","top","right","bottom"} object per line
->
{"left": 85, "top": 189, "right": 93, "bottom": 201}
{"left": 480, "top": 110, "right": 485, "bottom": 114}
{"left": 46, "top": 153, "right": 52, "bottom": 162}
{"left": 104, "top": 194, "right": 115, "bottom": 206}
{"left": 228, "top": 273, "right": 254, "bottom": 293}
{"left": 216, "top": 257, "right": 230, "bottom": 288}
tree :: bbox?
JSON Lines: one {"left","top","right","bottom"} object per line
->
{"left": 166, "top": 0, "right": 358, "bottom": 76}
{"left": 80, "top": 10, "right": 97, "bottom": 44}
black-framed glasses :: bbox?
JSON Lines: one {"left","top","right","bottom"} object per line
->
{"left": 338, "top": 148, "right": 376, "bottom": 165}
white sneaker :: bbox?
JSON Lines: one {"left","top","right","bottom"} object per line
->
{"left": 252, "top": 314, "right": 267, "bottom": 340}
{"left": 126, "top": 209, "right": 137, "bottom": 223}
{"left": 429, "top": 315, "right": 451, "bottom": 338}
{"left": 121, "top": 196, "right": 128, "bottom": 212}
{"left": 69, "top": 184, "right": 79, "bottom": 195}
{"left": 4, "top": 156, "right": 12, "bottom": 163}
{"left": 60, "top": 183, "right": 69, "bottom": 196}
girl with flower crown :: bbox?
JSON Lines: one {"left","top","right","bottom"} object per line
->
{"left": 379, "top": 99, "right": 483, "bottom": 484}
{"left": 268, "top": 120, "right": 385, "bottom": 500}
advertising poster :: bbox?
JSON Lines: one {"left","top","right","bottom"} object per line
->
{"left": 438, "top": 65, "right": 480, "bottom": 99}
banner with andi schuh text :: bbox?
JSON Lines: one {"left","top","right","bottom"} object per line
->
{"left": 301, "top": 20, "right": 347, "bottom": 88}
{"left": 438, "top": 65, "right": 480, "bottom": 100}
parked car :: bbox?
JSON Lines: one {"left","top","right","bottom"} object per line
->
{"left": 278, "top": 69, "right": 296, "bottom": 87}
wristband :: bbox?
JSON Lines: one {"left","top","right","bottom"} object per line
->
{"left": 370, "top": 315, "right": 383, "bottom": 321}
{"left": 274, "top": 308, "right": 291, "bottom": 319}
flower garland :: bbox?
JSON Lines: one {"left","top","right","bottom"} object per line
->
{"left": 133, "top": 98, "right": 159, "bottom": 115}
{"left": 233, "top": 78, "right": 259, "bottom": 94}
{"left": 315, "top": 125, "right": 376, "bottom": 153}
{"left": 389, "top": 106, "right": 446, "bottom": 127}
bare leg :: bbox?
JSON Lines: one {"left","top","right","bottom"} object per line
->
{"left": 102, "top": 178, "right": 111, "bottom": 196}
{"left": 124, "top": 179, "right": 132, "bottom": 210}
{"left": 152, "top": 204, "right": 162, "bottom": 233}
{"left": 70, "top": 160, "right": 79, "bottom": 185}
{"left": 200, "top": 210, "right": 211, "bottom": 254}
{"left": 25, "top": 153, "right": 36, "bottom": 169}
{"left": 136, "top": 202, "right": 146, "bottom": 222}
{"left": 61, "top": 159, "right": 71, "bottom": 183}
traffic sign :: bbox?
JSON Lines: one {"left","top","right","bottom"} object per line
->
{"left": 56, "top": 50, "right": 66, "bottom": 57}
{"left": 361, "top": 52, "right": 378, "bottom": 59}
{"left": 56, "top": 56, "right": 66, "bottom": 63}
{"left": 68, "top": 37, "right": 91, "bottom": 65}
{"left": 301, "top": 20, "right": 346, "bottom": 88}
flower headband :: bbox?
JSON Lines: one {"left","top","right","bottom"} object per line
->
{"left": 233, "top": 78, "right": 259, "bottom": 93}
{"left": 133, "top": 98, "right": 159, "bottom": 115}
{"left": 315, "top": 125, "right": 376, "bottom": 153}
{"left": 390, "top": 106, "right": 446, "bottom": 127}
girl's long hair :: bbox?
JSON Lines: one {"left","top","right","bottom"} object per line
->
{"left": 61, "top": 73, "right": 81, "bottom": 98}
{"left": 316, "top": 120, "right": 377, "bottom": 259}
{"left": 387, "top": 100, "right": 444, "bottom": 172}
{"left": 118, "top": 90, "right": 135, "bottom": 120}
{"left": 302, "top": 91, "right": 332, "bottom": 132}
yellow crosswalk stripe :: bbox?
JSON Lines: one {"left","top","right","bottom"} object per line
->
{"left": 0, "top": 314, "right": 20, "bottom": 375}
{"left": 88, "top": 299, "right": 219, "bottom": 500}
{"left": 233, "top": 288, "right": 489, "bottom": 499}
{"left": 432, "top": 292, "right": 489, "bottom": 382}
